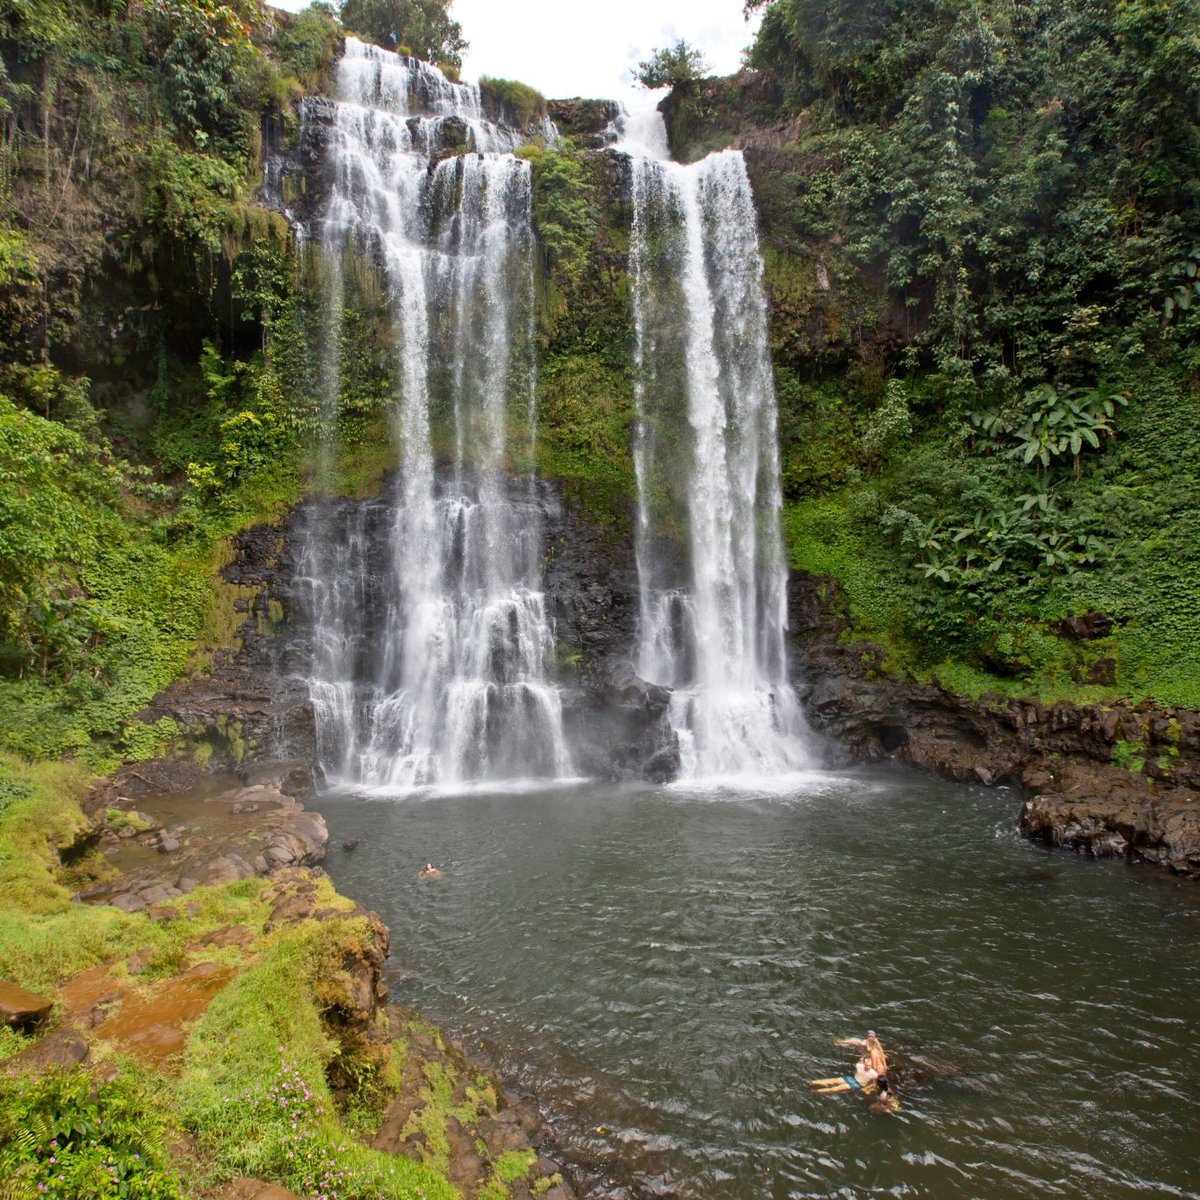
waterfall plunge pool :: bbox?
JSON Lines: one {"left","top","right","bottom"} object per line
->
{"left": 315, "top": 767, "right": 1200, "bottom": 1200}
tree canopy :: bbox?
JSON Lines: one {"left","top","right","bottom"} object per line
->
{"left": 635, "top": 39, "right": 710, "bottom": 89}
{"left": 338, "top": 0, "right": 467, "bottom": 68}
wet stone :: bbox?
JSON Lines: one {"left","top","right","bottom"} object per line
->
{"left": 478, "top": 1113, "right": 527, "bottom": 1156}
{"left": 6, "top": 1027, "right": 90, "bottom": 1072}
{"left": 109, "top": 893, "right": 146, "bottom": 914}
{"left": 0, "top": 980, "right": 54, "bottom": 1030}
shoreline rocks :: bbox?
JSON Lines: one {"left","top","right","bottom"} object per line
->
{"left": 81, "top": 765, "right": 328, "bottom": 913}
{"left": 789, "top": 570, "right": 1200, "bottom": 880}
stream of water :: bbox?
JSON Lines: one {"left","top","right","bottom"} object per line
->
{"left": 315, "top": 771, "right": 1200, "bottom": 1200}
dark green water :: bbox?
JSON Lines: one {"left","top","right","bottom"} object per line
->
{"left": 315, "top": 768, "right": 1200, "bottom": 1199}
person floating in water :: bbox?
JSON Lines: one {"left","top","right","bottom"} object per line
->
{"left": 871, "top": 1076, "right": 900, "bottom": 1114}
{"left": 809, "top": 1054, "right": 878, "bottom": 1094}
{"left": 417, "top": 862, "right": 442, "bottom": 881}
{"left": 835, "top": 1030, "right": 888, "bottom": 1078}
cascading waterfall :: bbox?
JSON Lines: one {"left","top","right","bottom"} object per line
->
{"left": 618, "top": 102, "right": 812, "bottom": 778}
{"left": 300, "top": 38, "right": 571, "bottom": 788}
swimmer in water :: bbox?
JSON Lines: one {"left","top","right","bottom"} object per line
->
{"left": 417, "top": 862, "right": 442, "bottom": 881}
{"left": 835, "top": 1030, "right": 888, "bottom": 1077}
{"left": 871, "top": 1076, "right": 900, "bottom": 1114}
{"left": 809, "top": 1055, "right": 878, "bottom": 1094}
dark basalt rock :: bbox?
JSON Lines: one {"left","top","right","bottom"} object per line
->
{"left": 547, "top": 98, "right": 621, "bottom": 148}
{"left": 788, "top": 569, "right": 1200, "bottom": 879}
{"left": 1059, "top": 610, "right": 1114, "bottom": 640}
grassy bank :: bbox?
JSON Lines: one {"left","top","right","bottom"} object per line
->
{"left": 0, "top": 754, "right": 550, "bottom": 1200}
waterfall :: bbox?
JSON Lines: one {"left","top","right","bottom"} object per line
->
{"left": 300, "top": 38, "right": 571, "bottom": 789}
{"left": 618, "top": 103, "right": 812, "bottom": 779}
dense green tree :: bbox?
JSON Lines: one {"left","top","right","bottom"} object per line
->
{"left": 338, "top": 0, "right": 466, "bottom": 68}
{"left": 635, "top": 39, "right": 709, "bottom": 89}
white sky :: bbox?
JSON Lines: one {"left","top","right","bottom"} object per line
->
{"left": 271, "top": 0, "right": 762, "bottom": 100}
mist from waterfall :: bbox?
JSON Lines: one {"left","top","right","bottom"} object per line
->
{"left": 299, "top": 38, "right": 571, "bottom": 789}
{"left": 617, "top": 101, "right": 812, "bottom": 779}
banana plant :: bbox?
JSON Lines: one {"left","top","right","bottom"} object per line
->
{"left": 1008, "top": 384, "right": 1127, "bottom": 479}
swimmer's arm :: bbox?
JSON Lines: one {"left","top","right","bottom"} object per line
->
{"left": 834, "top": 1037, "right": 866, "bottom": 1047}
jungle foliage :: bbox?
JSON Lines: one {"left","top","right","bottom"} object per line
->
{"left": 723, "top": 0, "right": 1200, "bottom": 705}
{"left": 0, "top": 0, "right": 354, "bottom": 760}
{"left": 522, "top": 140, "right": 638, "bottom": 528}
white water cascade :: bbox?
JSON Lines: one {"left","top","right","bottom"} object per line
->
{"left": 300, "top": 38, "right": 571, "bottom": 789}
{"left": 617, "top": 101, "right": 812, "bottom": 779}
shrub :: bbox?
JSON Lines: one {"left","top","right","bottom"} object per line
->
{"left": 0, "top": 1068, "right": 183, "bottom": 1200}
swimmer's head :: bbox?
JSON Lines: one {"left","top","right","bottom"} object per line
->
{"left": 866, "top": 1030, "right": 877, "bottom": 1041}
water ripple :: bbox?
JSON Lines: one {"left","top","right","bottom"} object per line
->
{"left": 317, "top": 768, "right": 1200, "bottom": 1200}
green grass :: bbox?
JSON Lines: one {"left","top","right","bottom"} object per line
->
{"left": 0, "top": 754, "right": 93, "bottom": 915}
{"left": 782, "top": 494, "right": 914, "bottom": 670}
{"left": 178, "top": 916, "right": 455, "bottom": 1200}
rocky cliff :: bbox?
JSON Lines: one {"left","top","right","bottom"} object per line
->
{"left": 789, "top": 571, "right": 1200, "bottom": 878}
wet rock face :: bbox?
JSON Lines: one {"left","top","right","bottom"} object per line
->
{"left": 151, "top": 477, "right": 676, "bottom": 783}
{"left": 1019, "top": 765, "right": 1200, "bottom": 875}
{"left": 788, "top": 570, "right": 1200, "bottom": 879}
{"left": 541, "top": 488, "right": 678, "bottom": 780}
{"left": 547, "top": 98, "right": 620, "bottom": 149}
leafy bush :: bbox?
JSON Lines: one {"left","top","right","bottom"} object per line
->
{"left": 0, "top": 1069, "right": 183, "bottom": 1200}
